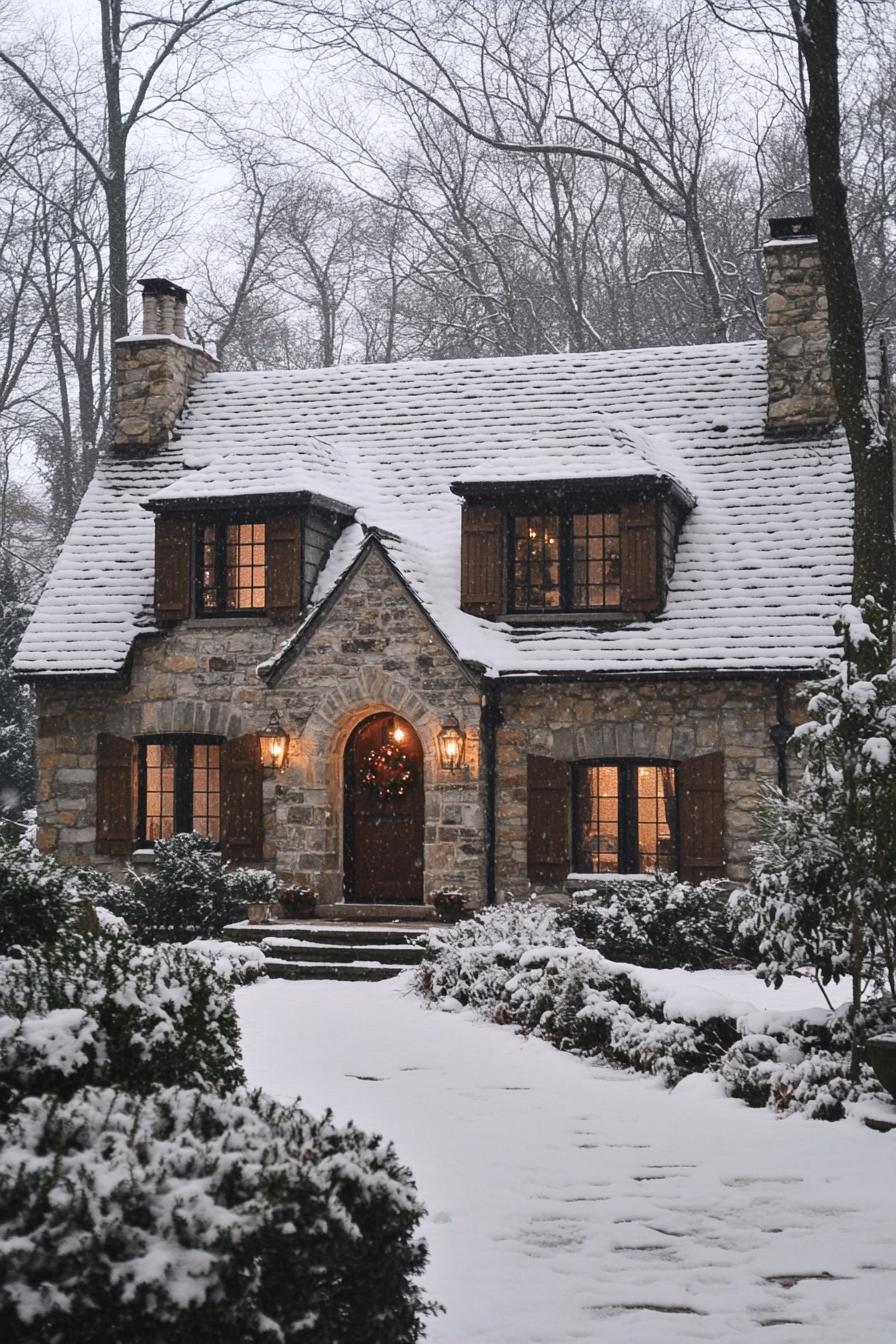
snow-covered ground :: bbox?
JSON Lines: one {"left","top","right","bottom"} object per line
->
{"left": 237, "top": 976, "right": 895, "bottom": 1344}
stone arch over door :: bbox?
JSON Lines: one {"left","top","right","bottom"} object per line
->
{"left": 344, "top": 711, "right": 425, "bottom": 904}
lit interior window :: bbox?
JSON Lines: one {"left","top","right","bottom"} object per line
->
{"left": 191, "top": 743, "right": 221, "bottom": 841}
{"left": 144, "top": 743, "right": 176, "bottom": 842}
{"left": 571, "top": 512, "right": 621, "bottom": 608}
{"left": 225, "top": 521, "right": 266, "bottom": 611}
{"left": 636, "top": 764, "right": 676, "bottom": 873}
{"left": 577, "top": 764, "right": 620, "bottom": 872}
{"left": 513, "top": 514, "right": 561, "bottom": 609}
{"left": 198, "top": 521, "right": 266, "bottom": 615}
{"left": 575, "top": 762, "right": 677, "bottom": 874}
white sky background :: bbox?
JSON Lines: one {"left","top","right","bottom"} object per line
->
{"left": 9, "top": 0, "right": 358, "bottom": 291}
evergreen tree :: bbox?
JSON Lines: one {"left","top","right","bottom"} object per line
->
{"left": 743, "top": 601, "right": 896, "bottom": 1081}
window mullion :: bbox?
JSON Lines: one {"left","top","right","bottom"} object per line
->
{"left": 560, "top": 512, "right": 571, "bottom": 610}
{"left": 175, "top": 742, "right": 194, "bottom": 834}
{"left": 622, "top": 763, "right": 638, "bottom": 874}
{"left": 216, "top": 524, "right": 227, "bottom": 614}
{"left": 137, "top": 743, "right": 148, "bottom": 845}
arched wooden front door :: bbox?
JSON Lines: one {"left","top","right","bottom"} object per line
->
{"left": 344, "top": 713, "right": 424, "bottom": 904}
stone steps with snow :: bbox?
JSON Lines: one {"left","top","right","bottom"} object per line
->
{"left": 262, "top": 959, "right": 406, "bottom": 983}
{"left": 222, "top": 919, "right": 432, "bottom": 981}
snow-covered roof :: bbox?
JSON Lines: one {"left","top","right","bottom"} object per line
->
{"left": 146, "top": 439, "right": 354, "bottom": 512}
{"left": 15, "top": 340, "right": 853, "bottom": 679}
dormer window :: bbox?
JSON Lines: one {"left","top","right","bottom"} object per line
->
{"left": 151, "top": 499, "right": 354, "bottom": 626}
{"left": 456, "top": 478, "right": 693, "bottom": 622}
{"left": 511, "top": 511, "right": 621, "bottom": 612}
{"left": 198, "top": 520, "right": 266, "bottom": 616}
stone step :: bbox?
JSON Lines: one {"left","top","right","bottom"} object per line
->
{"left": 264, "top": 959, "right": 405, "bottom": 982}
{"left": 261, "top": 938, "right": 423, "bottom": 966}
{"left": 223, "top": 921, "right": 430, "bottom": 947}
{"left": 316, "top": 903, "right": 435, "bottom": 923}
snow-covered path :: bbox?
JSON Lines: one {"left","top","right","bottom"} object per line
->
{"left": 237, "top": 977, "right": 896, "bottom": 1344}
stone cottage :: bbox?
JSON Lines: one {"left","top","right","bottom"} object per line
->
{"left": 14, "top": 218, "right": 885, "bottom": 911}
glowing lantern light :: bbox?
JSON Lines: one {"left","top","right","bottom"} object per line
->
{"left": 259, "top": 710, "right": 289, "bottom": 770}
{"left": 437, "top": 714, "right": 466, "bottom": 771}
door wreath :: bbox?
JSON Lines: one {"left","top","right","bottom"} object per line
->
{"left": 360, "top": 741, "right": 414, "bottom": 801}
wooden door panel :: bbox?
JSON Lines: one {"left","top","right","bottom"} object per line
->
{"left": 346, "top": 714, "right": 424, "bottom": 904}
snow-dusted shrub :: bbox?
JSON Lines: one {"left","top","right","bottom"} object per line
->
{"left": 415, "top": 900, "right": 571, "bottom": 1007}
{"left": 0, "top": 932, "right": 244, "bottom": 1116}
{"left": 105, "top": 832, "right": 277, "bottom": 944}
{"left": 0, "top": 1085, "right": 434, "bottom": 1344}
{"left": 561, "top": 871, "right": 744, "bottom": 969}
{"left": 0, "top": 835, "right": 81, "bottom": 953}
{"left": 506, "top": 946, "right": 731, "bottom": 1085}
{"left": 719, "top": 1000, "right": 891, "bottom": 1120}
{"left": 186, "top": 938, "right": 267, "bottom": 984}
{"left": 416, "top": 907, "right": 732, "bottom": 1086}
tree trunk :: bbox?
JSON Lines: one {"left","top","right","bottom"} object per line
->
{"left": 794, "top": 0, "right": 894, "bottom": 637}
{"left": 101, "top": 0, "right": 129, "bottom": 344}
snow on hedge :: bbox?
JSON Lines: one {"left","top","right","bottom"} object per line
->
{"left": 0, "top": 1085, "right": 435, "bottom": 1344}
{"left": 0, "top": 932, "right": 245, "bottom": 1115}
{"left": 415, "top": 903, "right": 888, "bottom": 1118}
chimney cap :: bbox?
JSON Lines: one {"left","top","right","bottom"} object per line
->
{"left": 138, "top": 276, "right": 189, "bottom": 302}
{"left": 768, "top": 215, "right": 817, "bottom": 241}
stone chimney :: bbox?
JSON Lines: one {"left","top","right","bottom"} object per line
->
{"left": 764, "top": 216, "right": 836, "bottom": 433}
{"left": 114, "top": 277, "right": 218, "bottom": 449}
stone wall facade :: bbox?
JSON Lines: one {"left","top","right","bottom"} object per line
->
{"left": 765, "top": 235, "right": 836, "bottom": 433}
{"left": 34, "top": 545, "right": 486, "bottom": 906}
{"left": 33, "top": 539, "right": 801, "bottom": 902}
{"left": 494, "top": 676, "right": 799, "bottom": 893}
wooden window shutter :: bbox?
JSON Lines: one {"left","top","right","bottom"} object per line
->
{"left": 678, "top": 752, "right": 726, "bottom": 883}
{"left": 460, "top": 505, "right": 505, "bottom": 617}
{"left": 95, "top": 733, "right": 136, "bottom": 856}
{"left": 527, "top": 754, "right": 571, "bottom": 884}
{"left": 221, "top": 733, "right": 264, "bottom": 861}
{"left": 154, "top": 516, "right": 192, "bottom": 622}
{"left": 266, "top": 510, "right": 303, "bottom": 622}
{"left": 620, "top": 499, "right": 659, "bottom": 612}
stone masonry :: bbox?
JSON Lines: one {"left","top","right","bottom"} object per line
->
{"left": 765, "top": 229, "right": 836, "bottom": 433}
{"left": 494, "top": 676, "right": 799, "bottom": 893}
{"left": 114, "top": 336, "right": 218, "bottom": 448}
{"left": 34, "top": 544, "right": 486, "bottom": 906}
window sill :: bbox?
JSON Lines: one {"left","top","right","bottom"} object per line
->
{"left": 185, "top": 616, "right": 271, "bottom": 629}
{"left": 566, "top": 872, "right": 657, "bottom": 888}
{"left": 503, "top": 612, "right": 641, "bottom": 627}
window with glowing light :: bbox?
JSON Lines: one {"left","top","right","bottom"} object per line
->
{"left": 511, "top": 510, "right": 621, "bottom": 611}
{"left": 198, "top": 520, "right": 265, "bottom": 615}
{"left": 138, "top": 738, "right": 221, "bottom": 845}
{"left": 574, "top": 761, "right": 677, "bottom": 874}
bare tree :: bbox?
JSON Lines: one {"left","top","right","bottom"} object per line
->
{"left": 308, "top": 0, "right": 748, "bottom": 341}
{"left": 0, "top": 0, "right": 270, "bottom": 342}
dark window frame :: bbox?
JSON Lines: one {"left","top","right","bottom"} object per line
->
{"left": 137, "top": 735, "right": 223, "bottom": 846}
{"left": 507, "top": 506, "right": 622, "bottom": 614}
{"left": 572, "top": 758, "right": 679, "bottom": 875}
{"left": 195, "top": 516, "right": 267, "bottom": 618}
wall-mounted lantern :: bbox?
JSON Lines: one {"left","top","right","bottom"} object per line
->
{"left": 259, "top": 710, "right": 289, "bottom": 770}
{"left": 437, "top": 714, "right": 466, "bottom": 771}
